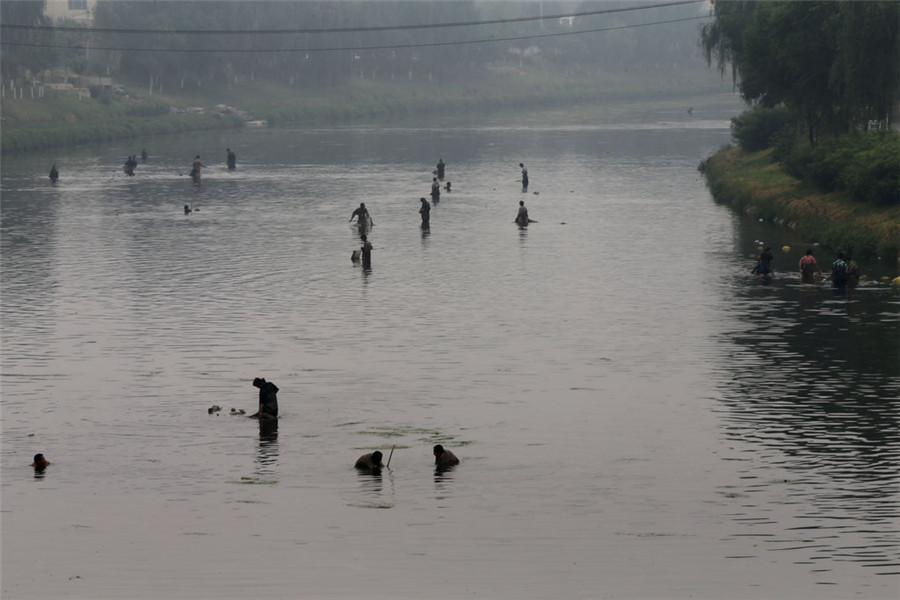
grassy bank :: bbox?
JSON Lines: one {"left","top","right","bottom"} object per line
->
{"left": 700, "top": 146, "right": 900, "bottom": 263}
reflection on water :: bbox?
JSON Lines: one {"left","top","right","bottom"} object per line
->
{"left": 2, "top": 94, "right": 898, "bottom": 598}
{"left": 256, "top": 420, "right": 279, "bottom": 473}
{"left": 710, "top": 230, "right": 900, "bottom": 578}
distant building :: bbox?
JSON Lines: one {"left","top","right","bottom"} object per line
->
{"left": 44, "top": 0, "right": 96, "bottom": 23}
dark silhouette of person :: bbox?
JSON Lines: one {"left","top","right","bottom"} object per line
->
{"left": 433, "top": 444, "right": 459, "bottom": 469}
{"left": 360, "top": 235, "right": 373, "bottom": 268}
{"left": 431, "top": 178, "right": 441, "bottom": 204}
{"left": 31, "top": 453, "right": 51, "bottom": 471}
{"left": 419, "top": 197, "right": 431, "bottom": 228}
{"left": 49, "top": 164, "right": 59, "bottom": 182}
{"left": 250, "top": 377, "right": 279, "bottom": 420}
{"left": 355, "top": 450, "right": 385, "bottom": 472}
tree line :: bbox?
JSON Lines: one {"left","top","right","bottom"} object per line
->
{"left": 2, "top": 0, "right": 710, "bottom": 91}
{"left": 700, "top": 0, "right": 899, "bottom": 145}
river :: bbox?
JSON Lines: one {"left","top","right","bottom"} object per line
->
{"left": 2, "top": 93, "right": 898, "bottom": 599}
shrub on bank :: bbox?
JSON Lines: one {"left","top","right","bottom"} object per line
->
{"left": 783, "top": 132, "right": 900, "bottom": 207}
{"left": 730, "top": 106, "right": 796, "bottom": 152}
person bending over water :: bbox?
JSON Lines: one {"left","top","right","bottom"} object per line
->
{"left": 515, "top": 201, "right": 529, "bottom": 226}
{"left": 799, "top": 249, "right": 822, "bottom": 282}
{"left": 355, "top": 450, "right": 385, "bottom": 472}
{"left": 433, "top": 445, "right": 459, "bottom": 468}
{"left": 31, "top": 453, "right": 51, "bottom": 471}
{"left": 350, "top": 203, "right": 373, "bottom": 229}
{"left": 250, "top": 377, "right": 279, "bottom": 420}
{"left": 755, "top": 247, "right": 774, "bottom": 279}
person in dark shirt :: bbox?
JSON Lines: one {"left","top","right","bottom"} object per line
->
{"left": 355, "top": 450, "right": 384, "bottom": 472}
{"left": 360, "top": 235, "right": 373, "bottom": 268}
{"left": 433, "top": 444, "right": 459, "bottom": 469}
{"left": 430, "top": 178, "right": 441, "bottom": 204}
{"left": 419, "top": 197, "right": 431, "bottom": 228}
{"left": 31, "top": 453, "right": 51, "bottom": 471}
{"left": 250, "top": 377, "right": 279, "bottom": 420}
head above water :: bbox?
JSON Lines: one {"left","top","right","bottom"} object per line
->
{"left": 360, "top": 202, "right": 365, "bottom": 208}
{"left": 838, "top": 251, "right": 846, "bottom": 259}
{"left": 252, "top": 377, "right": 265, "bottom": 388}
{"left": 519, "top": 163, "right": 524, "bottom": 168}
{"left": 433, "top": 445, "right": 445, "bottom": 456}
{"left": 31, "top": 453, "right": 49, "bottom": 469}
{"left": 372, "top": 451, "right": 383, "bottom": 463}
{"left": 361, "top": 235, "right": 367, "bottom": 242}
{"left": 519, "top": 201, "right": 524, "bottom": 206}
{"left": 805, "top": 249, "right": 814, "bottom": 256}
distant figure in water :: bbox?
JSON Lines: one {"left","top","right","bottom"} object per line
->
{"left": 687, "top": 106, "right": 693, "bottom": 115}
{"left": 141, "top": 149, "right": 148, "bottom": 161}
{"left": 350, "top": 202, "right": 373, "bottom": 231}
{"left": 754, "top": 246, "right": 774, "bottom": 280}
{"left": 444, "top": 181, "right": 451, "bottom": 193}
{"left": 433, "top": 445, "right": 459, "bottom": 469}
{"left": 190, "top": 155, "right": 204, "bottom": 182}
{"left": 436, "top": 158, "right": 445, "bottom": 181}
{"left": 831, "top": 252, "right": 849, "bottom": 289}
{"left": 431, "top": 177, "right": 441, "bottom": 204}
{"left": 419, "top": 197, "right": 431, "bottom": 228}
{"left": 49, "top": 164, "right": 59, "bottom": 182}
{"left": 360, "top": 234, "right": 373, "bottom": 268}
{"left": 846, "top": 255, "right": 860, "bottom": 289}
{"left": 31, "top": 453, "right": 51, "bottom": 471}
{"left": 515, "top": 200, "right": 529, "bottom": 226}
{"left": 519, "top": 163, "right": 529, "bottom": 190}
{"left": 798, "top": 249, "right": 821, "bottom": 283}
{"left": 124, "top": 155, "right": 137, "bottom": 176}
{"left": 250, "top": 377, "right": 279, "bottom": 420}
{"left": 355, "top": 450, "right": 384, "bottom": 472}
{"left": 226, "top": 147, "right": 236, "bottom": 171}
{"left": 184, "top": 204, "right": 192, "bottom": 215}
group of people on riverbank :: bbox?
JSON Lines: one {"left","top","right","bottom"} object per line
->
{"left": 754, "top": 247, "right": 860, "bottom": 289}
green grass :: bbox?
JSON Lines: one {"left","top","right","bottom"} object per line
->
{"left": 701, "top": 147, "right": 900, "bottom": 262}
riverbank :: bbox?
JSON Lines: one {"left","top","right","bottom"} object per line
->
{"left": 1, "top": 67, "right": 728, "bottom": 154}
{"left": 700, "top": 146, "right": 900, "bottom": 263}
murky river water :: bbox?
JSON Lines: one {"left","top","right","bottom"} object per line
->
{"left": 2, "top": 94, "right": 898, "bottom": 599}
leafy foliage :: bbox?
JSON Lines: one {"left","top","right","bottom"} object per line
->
{"left": 700, "top": 1, "right": 900, "bottom": 145}
{"left": 782, "top": 132, "right": 900, "bottom": 207}
{"left": 730, "top": 105, "right": 795, "bottom": 152}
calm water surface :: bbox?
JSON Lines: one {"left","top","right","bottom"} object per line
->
{"left": 2, "top": 94, "right": 898, "bottom": 599}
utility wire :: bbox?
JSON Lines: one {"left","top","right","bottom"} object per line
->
{"left": 1, "top": 14, "right": 712, "bottom": 54}
{"left": 1, "top": 0, "right": 705, "bottom": 35}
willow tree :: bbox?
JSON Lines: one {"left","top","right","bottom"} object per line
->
{"left": 700, "top": 0, "right": 900, "bottom": 144}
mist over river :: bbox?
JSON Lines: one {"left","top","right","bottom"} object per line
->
{"left": 2, "top": 93, "right": 898, "bottom": 599}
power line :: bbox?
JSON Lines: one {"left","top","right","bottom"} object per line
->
{"left": 0, "top": 14, "right": 712, "bottom": 54}
{"left": 0, "top": 0, "right": 705, "bottom": 35}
